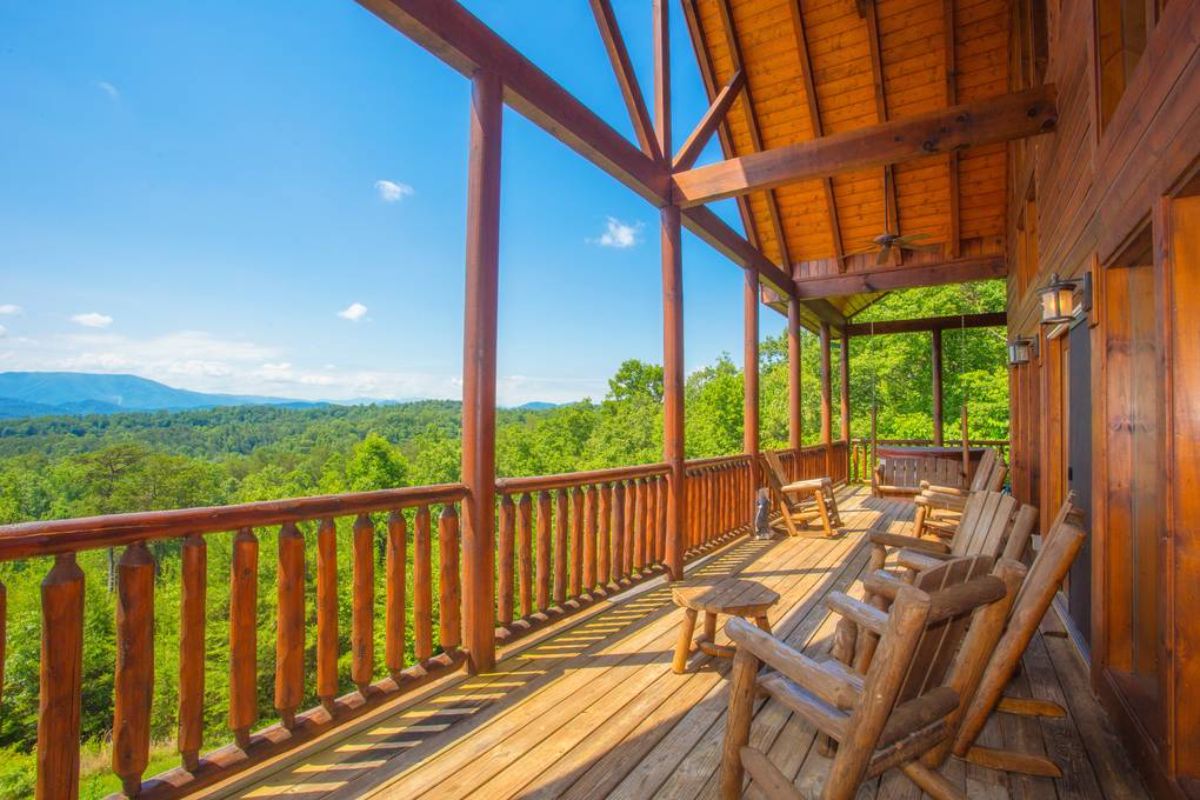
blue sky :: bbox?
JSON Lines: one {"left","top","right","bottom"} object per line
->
{"left": 0, "top": 0, "right": 786, "bottom": 405}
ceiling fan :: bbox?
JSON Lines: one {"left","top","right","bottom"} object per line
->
{"left": 845, "top": 169, "right": 943, "bottom": 265}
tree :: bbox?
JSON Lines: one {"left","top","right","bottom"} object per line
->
{"left": 345, "top": 432, "right": 410, "bottom": 492}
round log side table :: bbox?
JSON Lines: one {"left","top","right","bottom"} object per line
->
{"left": 671, "top": 578, "right": 780, "bottom": 674}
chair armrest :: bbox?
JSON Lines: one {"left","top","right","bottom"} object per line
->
{"left": 868, "top": 531, "right": 951, "bottom": 554}
{"left": 923, "top": 483, "right": 967, "bottom": 497}
{"left": 861, "top": 569, "right": 912, "bottom": 601}
{"left": 923, "top": 491, "right": 968, "bottom": 511}
{"left": 824, "top": 591, "right": 888, "bottom": 636}
{"left": 724, "top": 617, "right": 860, "bottom": 709}
{"left": 896, "top": 549, "right": 950, "bottom": 573}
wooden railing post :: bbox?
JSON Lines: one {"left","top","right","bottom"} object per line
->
{"left": 744, "top": 266, "right": 760, "bottom": 501}
{"left": 840, "top": 331, "right": 851, "bottom": 478}
{"left": 37, "top": 553, "right": 84, "bottom": 800}
{"left": 820, "top": 321, "right": 834, "bottom": 477}
{"left": 461, "top": 68, "right": 502, "bottom": 674}
{"left": 315, "top": 518, "right": 339, "bottom": 711}
{"left": 276, "top": 523, "right": 305, "bottom": 729}
{"left": 229, "top": 528, "right": 257, "bottom": 749}
{"left": 178, "top": 534, "right": 206, "bottom": 771}
{"left": 351, "top": 514, "right": 375, "bottom": 693}
{"left": 114, "top": 542, "right": 154, "bottom": 797}
{"left": 788, "top": 296, "right": 803, "bottom": 451}
{"left": 385, "top": 511, "right": 408, "bottom": 677}
{"left": 932, "top": 327, "right": 945, "bottom": 445}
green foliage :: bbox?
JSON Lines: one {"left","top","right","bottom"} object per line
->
{"left": 0, "top": 282, "right": 1009, "bottom": 789}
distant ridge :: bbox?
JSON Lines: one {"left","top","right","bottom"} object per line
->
{"left": 0, "top": 372, "right": 324, "bottom": 420}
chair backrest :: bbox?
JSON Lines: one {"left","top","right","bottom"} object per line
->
{"left": 947, "top": 491, "right": 1018, "bottom": 558}
{"left": 761, "top": 452, "right": 796, "bottom": 512}
{"left": 828, "top": 555, "right": 1007, "bottom": 793}
{"left": 968, "top": 448, "right": 1006, "bottom": 492}
{"left": 949, "top": 520, "right": 1087, "bottom": 757}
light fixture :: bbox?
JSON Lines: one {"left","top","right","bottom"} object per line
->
{"left": 1038, "top": 273, "right": 1079, "bottom": 324}
{"left": 1007, "top": 337, "right": 1038, "bottom": 365}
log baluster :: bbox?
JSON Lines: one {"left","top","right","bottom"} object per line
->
{"left": 645, "top": 478, "right": 657, "bottom": 567}
{"left": 498, "top": 494, "right": 515, "bottom": 626}
{"left": 657, "top": 477, "right": 668, "bottom": 563}
{"left": 536, "top": 491, "right": 552, "bottom": 611}
{"left": 178, "top": 535, "right": 205, "bottom": 771}
{"left": 316, "top": 518, "right": 339, "bottom": 711}
{"left": 385, "top": 511, "right": 407, "bottom": 677}
{"left": 623, "top": 479, "right": 636, "bottom": 576}
{"left": 113, "top": 542, "right": 154, "bottom": 797}
{"left": 632, "top": 479, "right": 645, "bottom": 571}
{"left": 598, "top": 483, "right": 612, "bottom": 587}
{"left": 570, "top": 487, "right": 583, "bottom": 598}
{"left": 612, "top": 481, "right": 626, "bottom": 584}
{"left": 583, "top": 485, "right": 597, "bottom": 591}
{"left": 229, "top": 528, "right": 258, "bottom": 749}
{"left": 439, "top": 504, "right": 461, "bottom": 651}
{"left": 414, "top": 505, "right": 433, "bottom": 661}
{"left": 554, "top": 488, "right": 568, "bottom": 606}
{"left": 517, "top": 493, "right": 533, "bottom": 617}
{"left": 275, "top": 522, "right": 305, "bottom": 729}
{"left": 37, "top": 554, "right": 85, "bottom": 799}
{"left": 352, "top": 514, "right": 375, "bottom": 693}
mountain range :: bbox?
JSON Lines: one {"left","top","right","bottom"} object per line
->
{"left": 0, "top": 372, "right": 560, "bottom": 420}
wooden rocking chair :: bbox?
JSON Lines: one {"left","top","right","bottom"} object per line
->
{"left": 720, "top": 554, "right": 1011, "bottom": 800}
{"left": 837, "top": 490, "right": 1035, "bottom": 671}
{"left": 763, "top": 451, "right": 842, "bottom": 539}
{"left": 913, "top": 447, "right": 1007, "bottom": 538}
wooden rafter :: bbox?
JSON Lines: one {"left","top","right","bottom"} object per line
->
{"left": 589, "top": 0, "right": 661, "bottom": 162}
{"left": 794, "top": 256, "right": 1004, "bottom": 298}
{"left": 715, "top": 0, "right": 794, "bottom": 271}
{"left": 785, "top": 0, "right": 846, "bottom": 271}
{"left": 671, "top": 86, "right": 1058, "bottom": 207}
{"left": 861, "top": 0, "right": 901, "bottom": 266}
{"left": 844, "top": 311, "right": 1007, "bottom": 336}
{"left": 944, "top": 0, "right": 961, "bottom": 258}
{"left": 673, "top": 69, "right": 745, "bottom": 171}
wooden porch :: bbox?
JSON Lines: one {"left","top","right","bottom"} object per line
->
{"left": 207, "top": 489, "right": 1146, "bottom": 800}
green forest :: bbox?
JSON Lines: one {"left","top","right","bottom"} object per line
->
{"left": 0, "top": 281, "right": 1007, "bottom": 797}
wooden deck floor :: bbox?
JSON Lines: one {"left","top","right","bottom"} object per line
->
{"left": 213, "top": 488, "right": 1148, "bottom": 800}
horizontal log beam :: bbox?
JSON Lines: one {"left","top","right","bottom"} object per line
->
{"left": 672, "top": 85, "right": 1058, "bottom": 207}
{"left": 794, "top": 256, "right": 1005, "bottom": 299}
{"left": 845, "top": 311, "right": 1007, "bottom": 336}
{"left": 359, "top": 0, "right": 669, "bottom": 204}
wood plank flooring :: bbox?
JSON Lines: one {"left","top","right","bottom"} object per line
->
{"left": 216, "top": 488, "right": 1148, "bottom": 800}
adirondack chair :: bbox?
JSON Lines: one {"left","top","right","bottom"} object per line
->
{"left": 837, "top": 490, "right": 1036, "bottom": 671}
{"left": 762, "top": 451, "right": 842, "bottom": 539}
{"left": 912, "top": 447, "right": 1007, "bottom": 538}
{"left": 720, "top": 554, "right": 1010, "bottom": 800}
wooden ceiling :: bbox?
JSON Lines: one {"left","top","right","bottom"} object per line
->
{"left": 682, "top": 0, "right": 1011, "bottom": 319}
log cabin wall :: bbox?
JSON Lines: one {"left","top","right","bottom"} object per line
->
{"left": 1004, "top": 0, "right": 1200, "bottom": 796}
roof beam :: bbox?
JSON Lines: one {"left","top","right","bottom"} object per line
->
{"left": 589, "top": 0, "right": 661, "bottom": 162}
{"left": 845, "top": 311, "right": 1006, "bottom": 336}
{"left": 672, "top": 85, "right": 1058, "bottom": 207}
{"left": 793, "top": 256, "right": 1005, "bottom": 299}
{"left": 358, "top": 0, "right": 668, "bottom": 204}
{"left": 672, "top": 69, "right": 745, "bottom": 171}
{"left": 714, "top": 0, "right": 794, "bottom": 271}
{"left": 785, "top": 0, "right": 845, "bottom": 271}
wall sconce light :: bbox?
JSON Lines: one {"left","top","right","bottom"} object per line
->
{"left": 1007, "top": 337, "right": 1038, "bottom": 365}
{"left": 1038, "top": 273, "right": 1079, "bottom": 324}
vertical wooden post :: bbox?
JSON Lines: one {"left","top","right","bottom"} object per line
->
{"left": 932, "top": 328, "right": 945, "bottom": 445}
{"left": 315, "top": 518, "right": 339, "bottom": 711}
{"left": 788, "top": 296, "right": 803, "bottom": 451}
{"left": 178, "top": 535, "right": 206, "bottom": 771}
{"left": 819, "top": 322, "right": 833, "bottom": 477}
{"left": 37, "top": 554, "right": 84, "bottom": 800}
{"left": 657, "top": 0, "right": 685, "bottom": 582}
{"left": 744, "top": 267, "right": 760, "bottom": 496}
{"left": 461, "top": 68, "right": 502, "bottom": 674}
{"left": 840, "top": 332, "right": 851, "bottom": 474}
{"left": 228, "top": 528, "right": 258, "bottom": 749}
{"left": 114, "top": 543, "right": 155, "bottom": 798}
{"left": 275, "top": 522, "right": 305, "bottom": 729}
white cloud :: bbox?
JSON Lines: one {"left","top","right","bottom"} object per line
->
{"left": 0, "top": 325, "right": 6, "bottom": 338}
{"left": 0, "top": 304, "right": 21, "bottom": 315}
{"left": 337, "top": 302, "right": 368, "bottom": 322}
{"left": 71, "top": 312, "right": 114, "bottom": 328}
{"left": 374, "top": 179, "right": 414, "bottom": 203}
{"left": 588, "top": 217, "right": 643, "bottom": 249}
{"left": 96, "top": 81, "right": 120, "bottom": 100}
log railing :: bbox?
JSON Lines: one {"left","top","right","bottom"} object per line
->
{"left": 0, "top": 447, "right": 839, "bottom": 798}
{"left": 848, "top": 438, "right": 1010, "bottom": 483}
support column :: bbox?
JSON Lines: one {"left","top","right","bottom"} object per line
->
{"left": 788, "top": 297, "right": 803, "bottom": 451}
{"left": 461, "top": 69, "right": 502, "bottom": 674}
{"left": 839, "top": 332, "right": 850, "bottom": 478}
{"left": 744, "top": 268, "right": 760, "bottom": 491}
{"left": 656, "top": 0, "right": 685, "bottom": 582}
{"left": 819, "top": 322, "right": 833, "bottom": 477}
{"left": 931, "top": 328, "right": 945, "bottom": 446}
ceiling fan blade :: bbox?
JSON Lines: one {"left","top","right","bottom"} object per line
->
{"left": 901, "top": 242, "right": 945, "bottom": 253}
{"left": 876, "top": 245, "right": 892, "bottom": 266}
{"left": 897, "top": 232, "right": 935, "bottom": 242}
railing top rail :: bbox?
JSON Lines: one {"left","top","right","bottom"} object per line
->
{"left": 684, "top": 453, "right": 752, "bottom": 471}
{"left": 0, "top": 482, "right": 468, "bottom": 562}
{"left": 495, "top": 462, "right": 670, "bottom": 493}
